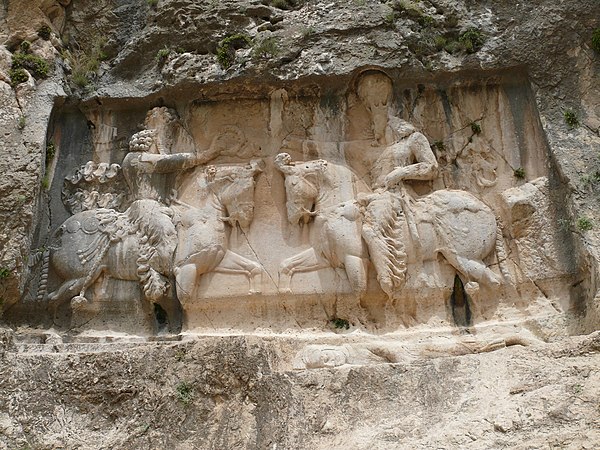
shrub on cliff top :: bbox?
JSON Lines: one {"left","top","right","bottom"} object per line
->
{"left": 459, "top": 28, "right": 485, "bottom": 53}
{"left": 63, "top": 36, "right": 108, "bottom": 89}
{"left": 11, "top": 53, "right": 50, "bottom": 79}
{"left": 216, "top": 34, "right": 251, "bottom": 68}
{"left": 252, "top": 36, "right": 280, "bottom": 60}
{"left": 9, "top": 68, "right": 28, "bottom": 86}
{"left": 37, "top": 24, "right": 52, "bottom": 40}
{"left": 19, "top": 41, "right": 31, "bottom": 53}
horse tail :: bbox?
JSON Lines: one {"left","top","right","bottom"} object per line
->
{"left": 495, "top": 218, "right": 514, "bottom": 285}
{"left": 136, "top": 241, "right": 168, "bottom": 301}
{"left": 35, "top": 249, "right": 51, "bottom": 302}
{"left": 361, "top": 192, "right": 407, "bottom": 297}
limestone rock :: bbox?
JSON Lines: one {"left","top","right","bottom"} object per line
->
{"left": 0, "top": 0, "right": 600, "bottom": 448}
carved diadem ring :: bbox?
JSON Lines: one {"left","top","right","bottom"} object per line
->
{"left": 65, "top": 220, "right": 81, "bottom": 234}
{"left": 82, "top": 217, "right": 100, "bottom": 234}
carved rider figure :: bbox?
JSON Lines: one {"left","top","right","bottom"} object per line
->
{"left": 356, "top": 72, "right": 439, "bottom": 298}
{"left": 356, "top": 71, "right": 438, "bottom": 189}
{"left": 122, "top": 129, "right": 204, "bottom": 203}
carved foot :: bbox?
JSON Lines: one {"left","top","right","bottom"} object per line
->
{"left": 71, "top": 295, "right": 88, "bottom": 310}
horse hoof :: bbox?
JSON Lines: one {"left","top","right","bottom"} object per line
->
{"left": 488, "top": 275, "right": 502, "bottom": 287}
{"left": 249, "top": 289, "right": 261, "bottom": 295}
{"left": 71, "top": 295, "right": 88, "bottom": 309}
{"left": 278, "top": 287, "right": 292, "bottom": 294}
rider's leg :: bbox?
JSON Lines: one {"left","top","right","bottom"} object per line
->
{"left": 341, "top": 255, "right": 369, "bottom": 324}
{"left": 174, "top": 263, "right": 197, "bottom": 305}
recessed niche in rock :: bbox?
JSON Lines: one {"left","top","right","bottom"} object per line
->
{"left": 13, "top": 69, "right": 584, "bottom": 335}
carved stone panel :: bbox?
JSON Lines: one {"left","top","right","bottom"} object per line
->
{"left": 22, "top": 71, "right": 581, "bottom": 334}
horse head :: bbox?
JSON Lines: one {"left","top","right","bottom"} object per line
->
{"left": 274, "top": 152, "right": 328, "bottom": 226}
{"left": 208, "top": 160, "right": 263, "bottom": 229}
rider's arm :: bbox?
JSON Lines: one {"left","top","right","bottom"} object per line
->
{"left": 385, "top": 132, "right": 438, "bottom": 187}
{"left": 138, "top": 153, "right": 203, "bottom": 173}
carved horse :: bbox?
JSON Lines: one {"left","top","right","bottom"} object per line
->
{"left": 274, "top": 153, "right": 369, "bottom": 295}
{"left": 360, "top": 187, "right": 502, "bottom": 300}
{"left": 46, "top": 161, "right": 264, "bottom": 326}
{"left": 171, "top": 161, "right": 264, "bottom": 305}
{"left": 275, "top": 153, "right": 503, "bottom": 303}
{"left": 46, "top": 199, "right": 181, "bottom": 328}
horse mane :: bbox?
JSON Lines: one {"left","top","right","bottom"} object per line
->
{"left": 361, "top": 192, "right": 407, "bottom": 297}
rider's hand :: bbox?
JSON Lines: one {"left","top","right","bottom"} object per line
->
{"left": 384, "top": 167, "right": 407, "bottom": 188}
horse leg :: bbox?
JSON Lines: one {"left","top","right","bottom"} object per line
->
{"left": 48, "top": 265, "right": 107, "bottom": 308}
{"left": 344, "top": 255, "right": 368, "bottom": 296}
{"left": 214, "top": 250, "right": 264, "bottom": 294}
{"left": 278, "top": 248, "right": 330, "bottom": 294}
{"left": 174, "top": 263, "right": 198, "bottom": 306}
{"left": 440, "top": 249, "right": 501, "bottom": 288}
{"left": 48, "top": 278, "right": 85, "bottom": 306}
{"left": 70, "top": 265, "right": 108, "bottom": 309}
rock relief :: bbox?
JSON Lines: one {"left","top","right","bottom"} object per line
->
{"left": 23, "top": 72, "right": 576, "bottom": 333}
{"left": 41, "top": 107, "right": 264, "bottom": 331}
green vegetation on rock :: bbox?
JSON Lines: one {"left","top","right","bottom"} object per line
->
{"left": 564, "top": 109, "right": 579, "bottom": 128}
{"left": 9, "top": 51, "right": 50, "bottom": 86}
{"left": 175, "top": 381, "right": 194, "bottom": 405}
{"left": 252, "top": 36, "right": 279, "bottom": 60}
{"left": 37, "top": 24, "right": 52, "bottom": 40}
{"left": 9, "top": 68, "right": 28, "bottom": 86}
{"left": 45, "top": 142, "right": 56, "bottom": 165}
{"left": 19, "top": 41, "right": 31, "bottom": 53}
{"left": 156, "top": 46, "right": 171, "bottom": 63}
{"left": 577, "top": 217, "right": 594, "bottom": 231}
{"left": 216, "top": 34, "right": 251, "bottom": 68}
{"left": 592, "top": 28, "right": 600, "bottom": 53}
{"left": 63, "top": 37, "right": 108, "bottom": 88}
{"left": 459, "top": 28, "right": 485, "bottom": 53}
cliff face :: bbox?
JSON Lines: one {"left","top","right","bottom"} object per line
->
{"left": 0, "top": 0, "right": 600, "bottom": 448}
{"left": 2, "top": 0, "right": 599, "bottom": 318}
{"left": 0, "top": 330, "right": 599, "bottom": 449}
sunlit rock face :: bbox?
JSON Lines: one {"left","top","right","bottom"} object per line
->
{"left": 1, "top": 0, "right": 598, "bottom": 335}
{"left": 9, "top": 70, "right": 581, "bottom": 336}
{"left": 1, "top": 1, "right": 600, "bottom": 448}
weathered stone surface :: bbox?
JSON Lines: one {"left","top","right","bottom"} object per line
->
{"left": 0, "top": 0, "right": 599, "bottom": 447}
{"left": 0, "top": 331, "right": 598, "bottom": 449}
